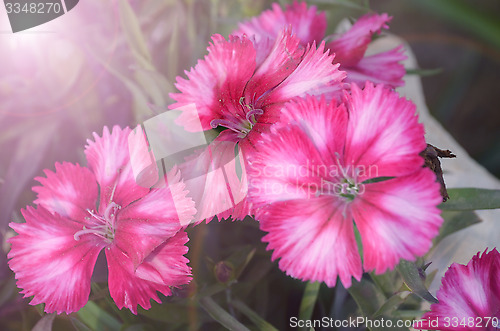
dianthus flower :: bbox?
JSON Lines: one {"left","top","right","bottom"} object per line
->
{"left": 419, "top": 248, "right": 500, "bottom": 331}
{"left": 234, "top": 1, "right": 406, "bottom": 87}
{"left": 247, "top": 83, "right": 443, "bottom": 287}
{"left": 169, "top": 29, "right": 345, "bottom": 222}
{"left": 8, "top": 126, "right": 196, "bottom": 314}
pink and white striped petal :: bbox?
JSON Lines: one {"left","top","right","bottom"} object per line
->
{"left": 134, "top": 230, "right": 192, "bottom": 287}
{"left": 420, "top": 248, "right": 500, "bottom": 331}
{"left": 343, "top": 83, "right": 426, "bottom": 181}
{"left": 344, "top": 46, "right": 406, "bottom": 87}
{"left": 8, "top": 206, "right": 105, "bottom": 314}
{"left": 171, "top": 34, "right": 257, "bottom": 131}
{"left": 106, "top": 248, "right": 170, "bottom": 315}
{"left": 85, "top": 126, "right": 149, "bottom": 209}
{"left": 235, "top": 1, "right": 326, "bottom": 47}
{"left": 262, "top": 42, "right": 346, "bottom": 106}
{"left": 260, "top": 198, "right": 362, "bottom": 287}
{"left": 179, "top": 140, "right": 248, "bottom": 224}
{"left": 279, "top": 95, "right": 348, "bottom": 162}
{"left": 106, "top": 231, "right": 191, "bottom": 315}
{"left": 245, "top": 28, "right": 303, "bottom": 103}
{"left": 326, "top": 13, "right": 391, "bottom": 67}
{"left": 247, "top": 124, "right": 329, "bottom": 209}
{"left": 115, "top": 170, "right": 194, "bottom": 267}
{"left": 33, "top": 162, "right": 98, "bottom": 223}
{"left": 351, "top": 169, "right": 443, "bottom": 274}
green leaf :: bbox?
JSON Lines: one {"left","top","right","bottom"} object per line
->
{"left": 347, "top": 278, "right": 385, "bottom": 317}
{"left": 405, "top": 68, "right": 443, "bottom": 77}
{"left": 119, "top": 0, "right": 154, "bottom": 70}
{"left": 137, "top": 301, "right": 192, "bottom": 324}
{"left": 433, "top": 210, "right": 481, "bottom": 245}
{"left": 77, "top": 301, "right": 122, "bottom": 331}
{"left": 298, "top": 282, "right": 320, "bottom": 331}
{"left": 232, "top": 300, "right": 279, "bottom": 331}
{"left": 439, "top": 188, "right": 500, "bottom": 210}
{"left": 372, "top": 293, "right": 408, "bottom": 318}
{"left": 199, "top": 296, "right": 250, "bottom": 331}
{"left": 397, "top": 260, "right": 438, "bottom": 304}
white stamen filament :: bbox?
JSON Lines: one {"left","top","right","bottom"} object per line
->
{"left": 74, "top": 202, "right": 121, "bottom": 242}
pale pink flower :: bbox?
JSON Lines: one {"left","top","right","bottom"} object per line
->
{"left": 169, "top": 30, "right": 345, "bottom": 222}
{"left": 7, "top": 126, "right": 196, "bottom": 314}
{"left": 247, "top": 83, "right": 443, "bottom": 287}
{"left": 419, "top": 248, "right": 500, "bottom": 331}
{"left": 234, "top": 2, "right": 406, "bottom": 87}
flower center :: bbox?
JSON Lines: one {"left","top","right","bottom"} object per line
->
{"left": 74, "top": 202, "right": 121, "bottom": 242}
{"left": 210, "top": 98, "right": 263, "bottom": 139}
{"left": 316, "top": 156, "right": 364, "bottom": 201}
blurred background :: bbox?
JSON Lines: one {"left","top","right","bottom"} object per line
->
{"left": 0, "top": 0, "right": 498, "bottom": 329}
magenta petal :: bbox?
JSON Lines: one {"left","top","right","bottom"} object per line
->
{"left": 33, "top": 162, "right": 98, "bottom": 222}
{"left": 170, "top": 34, "right": 257, "bottom": 130}
{"left": 85, "top": 126, "right": 149, "bottom": 209}
{"left": 247, "top": 124, "right": 328, "bottom": 209}
{"left": 260, "top": 198, "right": 362, "bottom": 288}
{"left": 344, "top": 46, "right": 407, "bottom": 88}
{"left": 352, "top": 169, "right": 443, "bottom": 274}
{"left": 421, "top": 249, "right": 500, "bottom": 331}
{"left": 115, "top": 170, "right": 194, "bottom": 267}
{"left": 326, "top": 13, "right": 391, "bottom": 66}
{"left": 8, "top": 206, "right": 105, "bottom": 314}
{"left": 246, "top": 28, "right": 303, "bottom": 103}
{"left": 263, "top": 41, "right": 346, "bottom": 105}
{"left": 134, "top": 231, "right": 192, "bottom": 287}
{"left": 106, "top": 232, "right": 191, "bottom": 315}
{"left": 235, "top": 2, "right": 326, "bottom": 47}
{"left": 344, "top": 83, "right": 426, "bottom": 180}
{"left": 279, "top": 95, "right": 348, "bottom": 162}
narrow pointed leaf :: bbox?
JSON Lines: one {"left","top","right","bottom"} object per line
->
{"left": 298, "top": 281, "right": 320, "bottom": 331}
{"left": 232, "top": 300, "right": 279, "bottom": 331}
{"left": 397, "top": 260, "right": 438, "bottom": 304}
{"left": 439, "top": 188, "right": 500, "bottom": 210}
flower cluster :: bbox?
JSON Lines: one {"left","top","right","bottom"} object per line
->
{"left": 8, "top": 126, "right": 196, "bottom": 314}
{"left": 7, "top": 1, "right": 449, "bottom": 317}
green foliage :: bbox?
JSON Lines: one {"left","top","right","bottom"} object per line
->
{"left": 440, "top": 188, "right": 500, "bottom": 210}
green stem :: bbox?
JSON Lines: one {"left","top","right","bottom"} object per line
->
{"left": 232, "top": 300, "right": 279, "bottom": 331}
{"left": 199, "top": 296, "right": 250, "bottom": 331}
{"left": 298, "top": 282, "right": 320, "bottom": 331}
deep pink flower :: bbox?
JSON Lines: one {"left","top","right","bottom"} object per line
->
{"left": 169, "top": 29, "right": 345, "bottom": 222}
{"left": 234, "top": 2, "right": 406, "bottom": 87}
{"left": 7, "top": 126, "right": 196, "bottom": 314}
{"left": 419, "top": 248, "right": 500, "bottom": 331}
{"left": 247, "top": 83, "right": 443, "bottom": 287}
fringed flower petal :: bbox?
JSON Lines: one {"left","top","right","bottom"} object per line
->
{"left": 344, "top": 83, "right": 426, "bottom": 181}
{"left": 260, "top": 199, "right": 362, "bottom": 288}
{"left": 235, "top": 1, "right": 327, "bottom": 47}
{"left": 33, "top": 162, "right": 98, "bottom": 222}
{"left": 85, "top": 126, "right": 149, "bottom": 209}
{"left": 8, "top": 206, "right": 105, "bottom": 314}
{"left": 352, "top": 169, "right": 443, "bottom": 274}
{"left": 420, "top": 248, "right": 500, "bottom": 330}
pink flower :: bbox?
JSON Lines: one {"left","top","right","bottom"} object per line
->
{"left": 234, "top": 2, "right": 406, "bottom": 87}
{"left": 419, "top": 248, "right": 500, "bottom": 331}
{"left": 169, "top": 29, "right": 345, "bottom": 222}
{"left": 247, "top": 83, "right": 443, "bottom": 287}
{"left": 7, "top": 126, "right": 196, "bottom": 314}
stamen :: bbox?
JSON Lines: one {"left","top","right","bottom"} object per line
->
{"left": 74, "top": 203, "right": 121, "bottom": 241}
{"left": 245, "top": 108, "right": 263, "bottom": 122}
